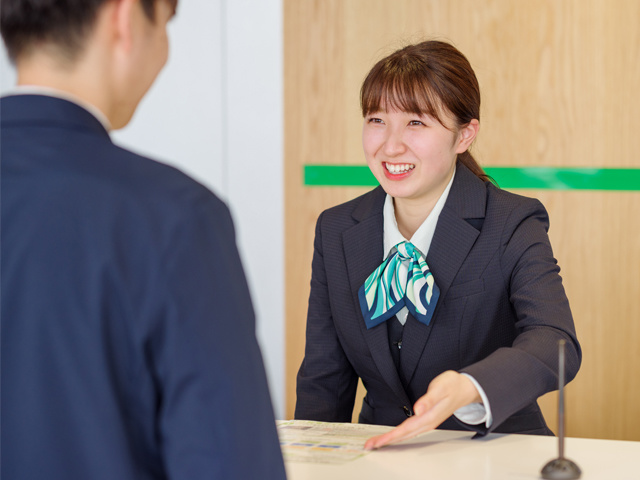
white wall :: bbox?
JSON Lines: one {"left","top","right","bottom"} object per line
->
{"left": 0, "top": 42, "right": 16, "bottom": 88}
{"left": 0, "top": 0, "right": 285, "bottom": 417}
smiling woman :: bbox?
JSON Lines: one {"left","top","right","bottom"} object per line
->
{"left": 294, "top": 39, "right": 581, "bottom": 449}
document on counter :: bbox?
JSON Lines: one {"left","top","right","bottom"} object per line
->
{"left": 277, "top": 420, "right": 393, "bottom": 464}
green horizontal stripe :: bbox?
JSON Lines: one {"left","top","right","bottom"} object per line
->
{"left": 304, "top": 165, "right": 640, "bottom": 191}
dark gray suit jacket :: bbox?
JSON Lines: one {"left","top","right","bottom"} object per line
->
{"left": 295, "top": 162, "right": 581, "bottom": 435}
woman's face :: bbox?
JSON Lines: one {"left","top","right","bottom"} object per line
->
{"left": 362, "top": 107, "right": 476, "bottom": 209}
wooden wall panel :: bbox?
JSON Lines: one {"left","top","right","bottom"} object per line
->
{"left": 285, "top": 0, "right": 640, "bottom": 440}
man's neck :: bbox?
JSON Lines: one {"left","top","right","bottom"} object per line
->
{"left": 19, "top": 51, "right": 106, "bottom": 106}
{"left": 14, "top": 36, "right": 127, "bottom": 127}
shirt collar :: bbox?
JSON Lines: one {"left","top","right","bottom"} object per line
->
{"left": 7, "top": 85, "right": 112, "bottom": 132}
{"left": 383, "top": 167, "right": 456, "bottom": 259}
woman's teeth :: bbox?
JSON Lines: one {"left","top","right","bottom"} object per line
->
{"left": 385, "top": 163, "right": 415, "bottom": 175}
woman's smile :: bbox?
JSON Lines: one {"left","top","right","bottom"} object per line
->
{"left": 383, "top": 162, "right": 415, "bottom": 178}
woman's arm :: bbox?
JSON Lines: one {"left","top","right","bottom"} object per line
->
{"left": 295, "top": 211, "right": 359, "bottom": 422}
{"left": 366, "top": 196, "right": 581, "bottom": 447}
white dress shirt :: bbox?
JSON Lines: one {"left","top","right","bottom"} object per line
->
{"left": 382, "top": 168, "right": 493, "bottom": 428}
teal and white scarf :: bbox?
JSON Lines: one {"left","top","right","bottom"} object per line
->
{"left": 358, "top": 241, "right": 439, "bottom": 329}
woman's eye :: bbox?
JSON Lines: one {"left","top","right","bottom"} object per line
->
{"left": 409, "top": 120, "right": 425, "bottom": 126}
{"left": 367, "top": 117, "right": 384, "bottom": 124}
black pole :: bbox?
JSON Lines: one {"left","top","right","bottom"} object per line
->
{"left": 540, "top": 339, "right": 581, "bottom": 479}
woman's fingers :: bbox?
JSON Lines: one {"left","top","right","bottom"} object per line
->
{"left": 363, "top": 371, "right": 481, "bottom": 450}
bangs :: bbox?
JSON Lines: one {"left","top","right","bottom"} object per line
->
{"left": 361, "top": 56, "right": 447, "bottom": 125}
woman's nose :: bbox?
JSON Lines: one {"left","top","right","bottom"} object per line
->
{"left": 382, "top": 129, "right": 407, "bottom": 157}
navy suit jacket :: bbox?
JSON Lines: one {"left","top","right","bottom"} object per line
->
{"left": 1, "top": 95, "right": 285, "bottom": 479}
{"left": 295, "top": 162, "right": 581, "bottom": 435}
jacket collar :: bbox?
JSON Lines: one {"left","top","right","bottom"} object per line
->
{"left": 1, "top": 94, "right": 111, "bottom": 141}
{"left": 426, "top": 162, "right": 486, "bottom": 303}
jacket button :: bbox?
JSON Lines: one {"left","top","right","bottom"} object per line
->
{"left": 403, "top": 406, "right": 413, "bottom": 417}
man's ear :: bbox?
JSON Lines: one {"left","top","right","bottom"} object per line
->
{"left": 112, "top": 0, "right": 138, "bottom": 53}
{"left": 455, "top": 119, "right": 480, "bottom": 154}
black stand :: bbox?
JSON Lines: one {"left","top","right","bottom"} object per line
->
{"left": 541, "top": 340, "right": 581, "bottom": 479}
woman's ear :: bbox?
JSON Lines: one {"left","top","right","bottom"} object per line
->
{"left": 455, "top": 119, "right": 480, "bottom": 154}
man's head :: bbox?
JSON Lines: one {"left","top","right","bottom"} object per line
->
{"left": 0, "top": 0, "right": 173, "bottom": 62}
{"left": 0, "top": 0, "right": 177, "bottom": 128}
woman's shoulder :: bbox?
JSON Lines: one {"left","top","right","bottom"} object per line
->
{"left": 449, "top": 163, "right": 548, "bottom": 224}
{"left": 483, "top": 182, "right": 550, "bottom": 233}
{"left": 486, "top": 182, "right": 548, "bottom": 214}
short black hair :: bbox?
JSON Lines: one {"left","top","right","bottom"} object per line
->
{"left": 0, "top": 0, "right": 168, "bottom": 62}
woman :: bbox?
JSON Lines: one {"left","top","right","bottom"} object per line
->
{"left": 294, "top": 40, "right": 581, "bottom": 448}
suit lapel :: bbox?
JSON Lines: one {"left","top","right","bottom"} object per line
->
{"left": 402, "top": 164, "right": 487, "bottom": 385}
{"left": 426, "top": 164, "right": 486, "bottom": 302}
{"left": 343, "top": 188, "right": 411, "bottom": 406}
{"left": 400, "top": 313, "right": 432, "bottom": 386}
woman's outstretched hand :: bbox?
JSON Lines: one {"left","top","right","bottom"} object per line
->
{"left": 363, "top": 370, "right": 481, "bottom": 450}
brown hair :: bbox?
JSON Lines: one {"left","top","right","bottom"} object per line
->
{"left": 360, "top": 40, "right": 488, "bottom": 182}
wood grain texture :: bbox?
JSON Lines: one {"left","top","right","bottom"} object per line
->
{"left": 285, "top": 0, "right": 640, "bottom": 440}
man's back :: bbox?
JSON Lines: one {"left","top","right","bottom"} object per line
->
{"left": 1, "top": 94, "right": 286, "bottom": 479}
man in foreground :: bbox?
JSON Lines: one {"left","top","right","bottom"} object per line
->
{"left": 0, "top": 0, "right": 286, "bottom": 478}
